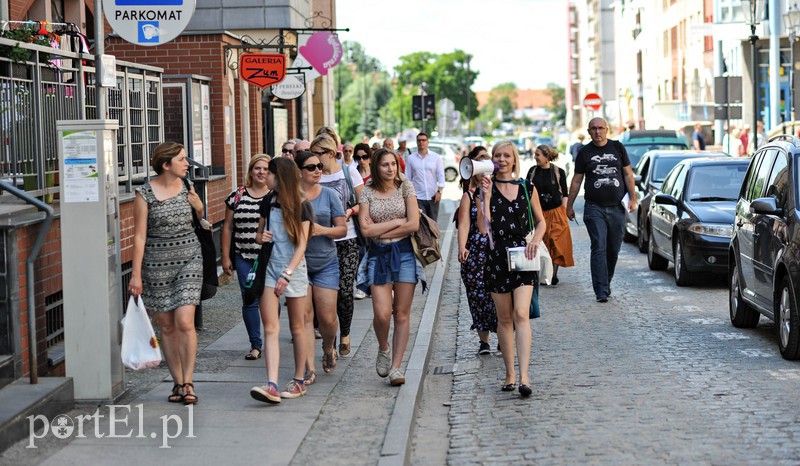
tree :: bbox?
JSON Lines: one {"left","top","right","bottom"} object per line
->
{"left": 480, "top": 82, "right": 517, "bottom": 121}
{"left": 545, "top": 83, "right": 566, "bottom": 123}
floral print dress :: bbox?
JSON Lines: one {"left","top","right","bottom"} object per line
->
{"left": 460, "top": 191, "right": 497, "bottom": 332}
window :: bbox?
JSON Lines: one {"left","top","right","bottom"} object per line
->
{"left": 745, "top": 149, "right": 777, "bottom": 201}
{"left": 765, "top": 151, "right": 789, "bottom": 209}
{"left": 660, "top": 164, "right": 682, "bottom": 196}
{"left": 670, "top": 165, "right": 688, "bottom": 198}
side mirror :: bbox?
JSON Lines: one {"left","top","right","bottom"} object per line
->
{"left": 751, "top": 197, "right": 783, "bottom": 216}
{"left": 654, "top": 193, "right": 678, "bottom": 206}
{"left": 634, "top": 174, "right": 642, "bottom": 186}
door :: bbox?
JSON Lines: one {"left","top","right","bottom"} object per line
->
{"left": 737, "top": 149, "right": 775, "bottom": 300}
{"left": 651, "top": 165, "right": 685, "bottom": 257}
{"left": 752, "top": 150, "right": 790, "bottom": 306}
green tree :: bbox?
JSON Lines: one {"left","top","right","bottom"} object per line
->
{"left": 545, "top": 82, "right": 566, "bottom": 123}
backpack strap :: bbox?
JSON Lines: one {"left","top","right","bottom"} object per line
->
{"left": 231, "top": 185, "right": 247, "bottom": 209}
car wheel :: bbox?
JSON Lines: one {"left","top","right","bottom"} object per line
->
{"left": 729, "top": 263, "right": 759, "bottom": 328}
{"left": 623, "top": 228, "right": 636, "bottom": 243}
{"left": 673, "top": 238, "right": 694, "bottom": 286}
{"left": 776, "top": 276, "right": 800, "bottom": 360}
{"left": 445, "top": 167, "right": 458, "bottom": 183}
{"left": 637, "top": 214, "right": 648, "bottom": 253}
{"left": 647, "top": 229, "right": 668, "bottom": 271}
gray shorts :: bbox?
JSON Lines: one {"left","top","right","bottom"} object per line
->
{"left": 265, "top": 258, "right": 309, "bottom": 298}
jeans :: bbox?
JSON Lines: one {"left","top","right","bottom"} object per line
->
{"left": 234, "top": 253, "right": 262, "bottom": 350}
{"left": 418, "top": 199, "right": 440, "bottom": 221}
{"left": 583, "top": 202, "right": 626, "bottom": 299}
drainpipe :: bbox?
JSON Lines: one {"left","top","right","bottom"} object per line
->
{"left": 0, "top": 181, "right": 54, "bottom": 384}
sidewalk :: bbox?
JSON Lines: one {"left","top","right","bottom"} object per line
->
{"left": 4, "top": 205, "right": 456, "bottom": 466}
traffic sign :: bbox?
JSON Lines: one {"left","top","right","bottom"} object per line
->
{"left": 103, "top": 0, "right": 196, "bottom": 46}
{"left": 583, "top": 93, "right": 603, "bottom": 112}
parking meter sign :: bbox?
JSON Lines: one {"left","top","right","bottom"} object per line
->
{"left": 103, "top": 0, "right": 196, "bottom": 46}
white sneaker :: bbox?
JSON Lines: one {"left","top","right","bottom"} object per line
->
{"left": 354, "top": 289, "right": 367, "bottom": 300}
{"left": 376, "top": 349, "right": 391, "bottom": 377}
{"left": 388, "top": 369, "right": 405, "bottom": 386}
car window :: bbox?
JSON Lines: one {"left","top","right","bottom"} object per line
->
{"left": 625, "top": 144, "right": 689, "bottom": 168}
{"left": 637, "top": 156, "right": 650, "bottom": 179}
{"left": 765, "top": 150, "right": 790, "bottom": 209}
{"left": 670, "top": 165, "right": 688, "bottom": 198}
{"left": 686, "top": 164, "right": 748, "bottom": 201}
{"left": 652, "top": 157, "right": 686, "bottom": 182}
{"left": 745, "top": 149, "right": 777, "bottom": 201}
{"left": 660, "top": 163, "right": 681, "bottom": 195}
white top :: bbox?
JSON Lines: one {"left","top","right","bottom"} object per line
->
{"left": 320, "top": 164, "right": 364, "bottom": 241}
{"left": 405, "top": 150, "right": 445, "bottom": 201}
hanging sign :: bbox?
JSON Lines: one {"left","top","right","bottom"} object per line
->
{"left": 103, "top": 0, "right": 196, "bottom": 46}
{"left": 298, "top": 31, "right": 343, "bottom": 76}
{"left": 272, "top": 73, "right": 306, "bottom": 100}
{"left": 239, "top": 53, "right": 287, "bottom": 88}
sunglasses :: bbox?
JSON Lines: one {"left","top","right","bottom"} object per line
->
{"left": 302, "top": 163, "right": 324, "bottom": 172}
{"left": 311, "top": 150, "right": 329, "bottom": 157}
{"left": 281, "top": 148, "right": 294, "bottom": 154}
{"left": 353, "top": 155, "right": 369, "bottom": 161}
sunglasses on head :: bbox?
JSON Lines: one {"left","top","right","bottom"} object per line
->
{"left": 302, "top": 163, "right": 324, "bottom": 172}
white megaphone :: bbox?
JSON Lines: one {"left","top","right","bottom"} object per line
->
{"left": 459, "top": 157, "right": 496, "bottom": 179}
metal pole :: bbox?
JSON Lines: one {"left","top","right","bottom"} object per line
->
{"left": 791, "top": 31, "right": 796, "bottom": 123}
{"left": 421, "top": 83, "right": 427, "bottom": 134}
{"left": 751, "top": 27, "right": 758, "bottom": 153}
{"left": 466, "top": 56, "right": 472, "bottom": 136}
{"left": 94, "top": 0, "right": 106, "bottom": 120}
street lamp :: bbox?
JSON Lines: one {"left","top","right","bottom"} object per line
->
{"left": 784, "top": 3, "right": 800, "bottom": 123}
{"left": 740, "top": 0, "right": 767, "bottom": 151}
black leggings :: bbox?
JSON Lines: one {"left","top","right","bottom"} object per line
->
{"left": 336, "top": 238, "right": 359, "bottom": 337}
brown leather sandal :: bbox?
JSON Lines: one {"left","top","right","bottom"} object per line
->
{"left": 245, "top": 348, "right": 262, "bottom": 360}
{"left": 168, "top": 383, "right": 184, "bottom": 403}
{"left": 183, "top": 383, "right": 198, "bottom": 405}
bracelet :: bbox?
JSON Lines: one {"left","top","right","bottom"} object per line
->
{"left": 280, "top": 273, "right": 292, "bottom": 282}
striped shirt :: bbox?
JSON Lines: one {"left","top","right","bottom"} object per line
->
{"left": 225, "top": 187, "right": 267, "bottom": 260}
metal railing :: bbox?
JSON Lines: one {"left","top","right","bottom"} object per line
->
{"left": 0, "top": 37, "right": 164, "bottom": 198}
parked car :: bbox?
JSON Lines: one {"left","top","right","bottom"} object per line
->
{"left": 404, "top": 141, "right": 460, "bottom": 182}
{"left": 646, "top": 157, "right": 749, "bottom": 286}
{"left": 626, "top": 150, "right": 728, "bottom": 247}
{"left": 619, "top": 130, "right": 690, "bottom": 169}
{"left": 729, "top": 135, "right": 800, "bottom": 359}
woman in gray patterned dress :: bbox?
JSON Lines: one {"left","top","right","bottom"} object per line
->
{"left": 129, "top": 142, "right": 205, "bottom": 405}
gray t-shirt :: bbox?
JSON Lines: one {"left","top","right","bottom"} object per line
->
{"left": 306, "top": 186, "right": 345, "bottom": 269}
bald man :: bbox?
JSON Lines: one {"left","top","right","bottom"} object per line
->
{"left": 566, "top": 117, "right": 637, "bottom": 303}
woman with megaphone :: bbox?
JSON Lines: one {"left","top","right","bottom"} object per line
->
{"left": 457, "top": 146, "right": 497, "bottom": 356}
{"left": 476, "top": 140, "right": 546, "bottom": 398}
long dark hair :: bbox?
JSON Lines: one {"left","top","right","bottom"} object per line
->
{"left": 460, "top": 145, "right": 488, "bottom": 193}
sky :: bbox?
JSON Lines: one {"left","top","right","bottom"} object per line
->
{"left": 335, "top": 0, "right": 569, "bottom": 92}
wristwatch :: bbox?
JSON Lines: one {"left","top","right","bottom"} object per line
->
{"left": 283, "top": 269, "right": 294, "bottom": 277}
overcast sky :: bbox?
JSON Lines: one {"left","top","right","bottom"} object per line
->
{"left": 336, "top": 0, "right": 569, "bottom": 92}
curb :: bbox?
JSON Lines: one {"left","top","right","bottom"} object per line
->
{"left": 378, "top": 210, "right": 456, "bottom": 466}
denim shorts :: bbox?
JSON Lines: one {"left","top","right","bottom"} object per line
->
{"left": 367, "top": 238, "right": 418, "bottom": 285}
{"left": 265, "top": 258, "right": 309, "bottom": 298}
{"left": 307, "top": 255, "right": 340, "bottom": 290}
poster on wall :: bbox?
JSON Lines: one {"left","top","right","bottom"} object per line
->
{"left": 201, "top": 84, "right": 211, "bottom": 166}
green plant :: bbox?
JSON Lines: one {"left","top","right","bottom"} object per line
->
{"left": 1, "top": 26, "right": 55, "bottom": 63}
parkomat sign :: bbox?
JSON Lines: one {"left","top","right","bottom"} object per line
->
{"left": 103, "top": 0, "right": 196, "bottom": 46}
{"left": 240, "top": 53, "right": 286, "bottom": 89}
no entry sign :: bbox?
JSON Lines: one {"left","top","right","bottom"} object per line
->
{"left": 583, "top": 93, "right": 603, "bottom": 112}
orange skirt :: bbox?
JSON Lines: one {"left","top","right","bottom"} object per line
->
{"left": 542, "top": 205, "right": 574, "bottom": 267}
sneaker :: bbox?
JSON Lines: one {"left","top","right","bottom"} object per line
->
{"left": 354, "top": 289, "right": 367, "bottom": 300}
{"left": 478, "top": 342, "right": 491, "bottom": 355}
{"left": 280, "top": 379, "right": 307, "bottom": 399}
{"left": 314, "top": 328, "right": 322, "bottom": 340}
{"left": 596, "top": 296, "right": 608, "bottom": 303}
{"left": 250, "top": 383, "right": 281, "bottom": 404}
{"left": 388, "top": 369, "right": 406, "bottom": 386}
{"left": 376, "top": 349, "right": 391, "bottom": 377}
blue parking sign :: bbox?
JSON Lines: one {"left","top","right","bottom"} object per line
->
{"left": 138, "top": 21, "right": 159, "bottom": 43}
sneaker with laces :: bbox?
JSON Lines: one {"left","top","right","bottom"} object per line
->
{"left": 250, "top": 383, "right": 281, "bottom": 404}
{"left": 354, "top": 289, "right": 367, "bottom": 300}
{"left": 388, "top": 369, "right": 405, "bottom": 386}
{"left": 280, "top": 379, "right": 307, "bottom": 399}
{"left": 376, "top": 349, "right": 391, "bottom": 377}
{"left": 478, "top": 342, "right": 491, "bottom": 355}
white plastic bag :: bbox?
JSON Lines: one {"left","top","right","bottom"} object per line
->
{"left": 121, "top": 296, "right": 162, "bottom": 370}
{"left": 537, "top": 243, "right": 554, "bottom": 285}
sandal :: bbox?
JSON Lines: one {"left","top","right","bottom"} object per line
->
{"left": 339, "top": 341, "right": 351, "bottom": 356}
{"left": 322, "top": 348, "right": 337, "bottom": 374}
{"left": 245, "top": 348, "right": 262, "bottom": 360}
{"left": 183, "top": 383, "right": 198, "bottom": 405}
{"left": 501, "top": 383, "right": 516, "bottom": 392}
{"left": 304, "top": 370, "right": 317, "bottom": 386}
{"left": 168, "top": 383, "right": 184, "bottom": 403}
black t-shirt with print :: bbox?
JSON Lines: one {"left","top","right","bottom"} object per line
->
{"left": 526, "top": 165, "right": 567, "bottom": 211}
{"left": 575, "top": 140, "right": 630, "bottom": 206}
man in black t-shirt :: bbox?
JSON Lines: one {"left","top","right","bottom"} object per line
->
{"left": 566, "top": 117, "right": 637, "bottom": 302}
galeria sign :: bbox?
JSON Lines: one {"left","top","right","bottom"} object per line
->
{"left": 103, "top": 0, "right": 196, "bottom": 46}
{"left": 240, "top": 53, "right": 287, "bottom": 89}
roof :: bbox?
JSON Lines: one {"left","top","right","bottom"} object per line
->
{"left": 474, "top": 89, "right": 553, "bottom": 110}
{"left": 644, "top": 150, "right": 728, "bottom": 158}
{"left": 678, "top": 157, "right": 751, "bottom": 167}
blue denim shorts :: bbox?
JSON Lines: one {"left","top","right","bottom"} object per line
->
{"left": 367, "top": 238, "right": 417, "bottom": 285}
{"left": 307, "top": 255, "right": 340, "bottom": 290}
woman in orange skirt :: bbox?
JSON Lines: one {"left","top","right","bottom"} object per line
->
{"left": 525, "top": 145, "right": 574, "bottom": 285}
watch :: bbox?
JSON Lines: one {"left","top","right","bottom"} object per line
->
{"left": 283, "top": 269, "right": 294, "bottom": 277}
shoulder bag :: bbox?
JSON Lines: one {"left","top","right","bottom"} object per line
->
{"left": 183, "top": 178, "right": 218, "bottom": 301}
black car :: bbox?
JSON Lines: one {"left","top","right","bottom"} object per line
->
{"left": 729, "top": 135, "right": 800, "bottom": 359}
{"left": 647, "top": 158, "right": 750, "bottom": 286}
{"left": 619, "top": 129, "right": 691, "bottom": 168}
{"left": 626, "top": 150, "right": 728, "bottom": 249}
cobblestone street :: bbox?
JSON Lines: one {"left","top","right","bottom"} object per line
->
{"left": 442, "top": 198, "right": 800, "bottom": 464}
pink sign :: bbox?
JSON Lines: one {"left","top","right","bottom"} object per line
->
{"left": 298, "top": 31, "right": 343, "bottom": 76}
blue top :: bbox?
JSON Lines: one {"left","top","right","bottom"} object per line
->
{"left": 306, "top": 186, "right": 345, "bottom": 269}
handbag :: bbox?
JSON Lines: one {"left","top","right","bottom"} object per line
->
{"left": 121, "top": 296, "right": 162, "bottom": 370}
{"left": 518, "top": 179, "right": 542, "bottom": 319}
{"left": 183, "top": 178, "right": 218, "bottom": 300}
{"left": 411, "top": 208, "right": 442, "bottom": 266}
{"left": 243, "top": 193, "right": 274, "bottom": 305}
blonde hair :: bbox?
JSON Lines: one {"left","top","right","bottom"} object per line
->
{"left": 492, "top": 140, "right": 521, "bottom": 178}
{"left": 246, "top": 154, "right": 271, "bottom": 187}
{"left": 310, "top": 134, "right": 338, "bottom": 157}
